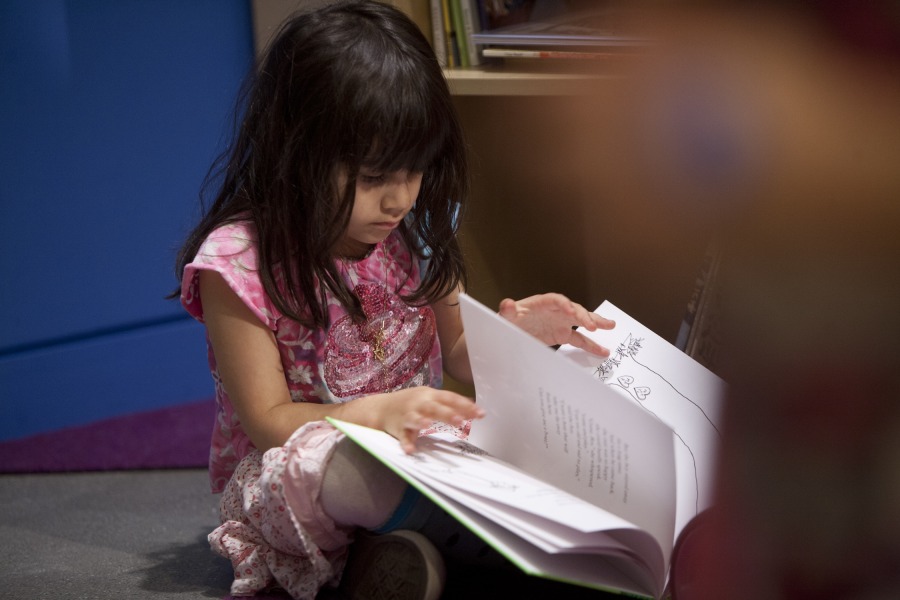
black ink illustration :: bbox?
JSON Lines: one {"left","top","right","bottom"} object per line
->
{"left": 594, "top": 333, "right": 722, "bottom": 516}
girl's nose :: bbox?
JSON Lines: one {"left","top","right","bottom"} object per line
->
{"left": 382, "top": 172, "right": 420, "bottom": 214}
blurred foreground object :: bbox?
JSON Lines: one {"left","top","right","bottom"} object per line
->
{"left": 590, "top": 3, "right": 900, "bottom": 598}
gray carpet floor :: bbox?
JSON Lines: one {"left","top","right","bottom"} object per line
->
{"left": 0, "top": 469, "right": 231, "bottom": 600}
{"left": 0, "top": 469, "right": 616, "bottom": 599}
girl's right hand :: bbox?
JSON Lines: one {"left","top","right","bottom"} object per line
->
{"left": 346, "top": 387, "right": 484, "bottom": 453}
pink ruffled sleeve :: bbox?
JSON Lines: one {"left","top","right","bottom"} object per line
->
{"left": 180, "top": 221, "right": 282, "bottom": 329}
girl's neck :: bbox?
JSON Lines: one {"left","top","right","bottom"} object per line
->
{"left": 335, "top": 240, "right": 376, "bottom": 262}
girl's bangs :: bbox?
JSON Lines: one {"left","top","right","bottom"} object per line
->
{"left": 357, "top": 83, "right": 451, "bottom": 174}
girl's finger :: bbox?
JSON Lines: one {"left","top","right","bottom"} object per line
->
{"left": 404, "top": 412, "right": 431, "bottom": 431}
{"left": 592, "top": 313, "right": 616, "bottom": 329}
{"left": 571, "top": 303, "right": 598, "bottom": 330}
{"left": 567, "top": 331, "right": 611, "bottom": 357}
{"left": 427, "top": 403, "right": 473, "bottom": 427}
{"left": 400, "top": 429, "right": 419, "bottom": 454}
{"left": 430, "top": 389, "right": 477, "bottom": 409}
{"left": 498, "top": 298, "right": 518, "bottom": 321}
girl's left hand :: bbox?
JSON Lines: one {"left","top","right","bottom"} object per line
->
{"left": 499, "top": 293, "right": 615, "bottom": 357}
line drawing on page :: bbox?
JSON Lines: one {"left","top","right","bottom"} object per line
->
{"left": 593, "top": 334, "right": 722, "bottom": 515}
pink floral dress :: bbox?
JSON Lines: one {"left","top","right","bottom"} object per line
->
{"left": 181, "top": 221, "right": 450, "bottom": 598}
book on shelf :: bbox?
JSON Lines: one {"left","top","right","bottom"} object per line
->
{"left": 478, "top": 46, "right": 643, "bottom": 73}
{"left": 472, "top": 5, "right": 649, "bottom": 49}
{"left": 447, "top": 0, "right": 468, "bottom": 67}
{"left": 432, "top": 0, "right": 460, "bottom": 68}
{"left": 430, "top": 0, "right": 447, "bottom": 68}
{"left": 329, "top": 293, "right": 727, "bottom": 599}
{"left": 447, "top": 0, "right": 478, "bottom": 68}
{"left": 481, "top": 47, "right": 638, "bottom": 60}
{"left": 432, "top": 0, "right": 485, "bottom": 68}
{"left": 459, "top": 0, "right": 483, "bottom": 66}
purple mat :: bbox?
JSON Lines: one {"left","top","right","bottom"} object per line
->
{"left": 0, "top": 398, "right": 215, "bottom": 473}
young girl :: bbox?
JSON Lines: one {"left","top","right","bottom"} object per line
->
{"left": 175, "top": 2, "right": 613, "bottom": 598}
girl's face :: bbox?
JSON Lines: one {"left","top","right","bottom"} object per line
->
{"left": 336, "top": 167, "right": 422, "bottom": 258}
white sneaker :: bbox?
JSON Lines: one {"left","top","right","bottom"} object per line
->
{"left": 337, "top": 529, "right": 446, "bottom": 600}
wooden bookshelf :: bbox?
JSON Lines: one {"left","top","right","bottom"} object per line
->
{"left": 444, "top": 65, "right": 609, "bottom": 96}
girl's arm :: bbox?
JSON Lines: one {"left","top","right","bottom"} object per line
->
{"left": 432, "top": 284, "right": 473, "bottom": 385}
{"left": 201, "top": 271, "right": 481, "bottom": 452}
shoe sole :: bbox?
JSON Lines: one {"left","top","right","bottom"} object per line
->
{"left": 339, "top": 530, "right": 446, "bottom": 600}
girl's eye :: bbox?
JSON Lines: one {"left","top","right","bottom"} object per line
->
{"left": 359, "top": 172, "right": 385, "bottom": 184}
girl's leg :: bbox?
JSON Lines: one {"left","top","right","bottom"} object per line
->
{"left": 320, "top": 438, "right": 507, "bottom": 568}
{"left": 319, "top": 438, "right": 445, "bottom": 600}
{"left": 319, "top": 436, "right": 407, "bottom": 529}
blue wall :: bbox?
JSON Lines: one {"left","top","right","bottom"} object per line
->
{"left": 0, "top": 0, "right": 254, "bottom": 440}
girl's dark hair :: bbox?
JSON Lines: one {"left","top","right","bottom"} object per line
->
{"left": 174, "top": 0, "right": 468, "bottom": 327}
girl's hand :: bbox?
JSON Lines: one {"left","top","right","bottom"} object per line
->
{"left": 498, "top": 293, "right": 615, "bottom": 357}
{"left": 352, "top": 387, "right": 485, "bottom": 453}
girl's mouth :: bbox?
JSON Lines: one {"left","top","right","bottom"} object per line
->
{"left": 373, "top": 220, "right": 401, "bottom": 230}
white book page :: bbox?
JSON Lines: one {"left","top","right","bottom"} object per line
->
{"left": 459, "top": 294, "right": 677, "bottom": 567}
{"left": 427, "top": 484, "right": 660, "bottom": 599}
{"left": 394, "top": 452, "right": 637, "bottom": 556}
{"left": 557, "top": 300, "right": 727, "bottom": 538}
{"left": 329, "top": 420, "right": 660, "bottom": 599}
{"left": 438, "top": 490, "right": 633, "bottom": 555}
{"left": 415, "top": 472, "right": 664, "bottom": 585}
{"left": 332, "top": 422, "right": 640, "bottom": 535}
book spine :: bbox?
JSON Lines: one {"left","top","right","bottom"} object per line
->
{"left": 448, "top": 0, "right": 470, "bottom": 68}
{"left": 460, "top": 0, "right": 482, "bottom": 66}
{"left": 440, "top": 0, "right": 457, "bottom": 68}
{"left": 430, "top": 0, "right": 447, "bottom": 68}
{"left": 481, "top": 48, "right": 627, "bottom": 60}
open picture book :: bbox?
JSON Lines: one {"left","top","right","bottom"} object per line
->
{"left": 328, "top": 293, "right": 726, "bottom": 599}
